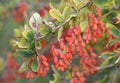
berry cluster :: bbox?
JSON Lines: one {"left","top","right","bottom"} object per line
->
{"left": 50, "top": 6, "right": 106, "bottom": 83}
{"left": 13, "top": 1, "right": 28, "bottom": 23}
{"left": 26, "top": 55, "right": 49, "bottom": 79}
{"left": 71, "top": 66, "right": 86, "bottom": 83}
{"left": 39, "top": 3, "right": 50, "bottom": 17}
{"left": 84, "top": 7, "right": 106, "bottom": 43}
{"left": 0, "top": 53, "right": 26, "bottom": 83}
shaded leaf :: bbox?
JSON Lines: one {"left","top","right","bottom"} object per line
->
{"left": 30, "top": 57, "right": 39, "bottom": 72}
{"left": 27, "top": 30, "right": 35, "bottom": 42}
{"left": 106, "top": 39, "right": 119, "bottom": 47}
{"left": 106, "top": 23, "right": 120, "bottom": 38}
{"left": 95, "top": 0, "right": 109, "bottom": 5}
{"left": 49, "top": 9, "right": 63, "bottom": 22}
{"left": 100, "top": 52, "right": 116, "bottom": 60}
{"left": 17, "top": 49, "right": 33, "bottom": 58}
{"left": 95, "top": 75, "right": 107, "bottom": 83}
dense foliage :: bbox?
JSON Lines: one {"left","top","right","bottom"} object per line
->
{"left": 0, "top": 0, "right": 120, "bottom": 83}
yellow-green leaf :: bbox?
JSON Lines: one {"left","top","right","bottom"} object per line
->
{"left": 80, "top": 20, "right": 88, "bottom": 32}
{"left": 18, "top": 38, "right": 29, "bottom": 48}
{"left": 49, "top": 9, "right": 63, "bottom": 22}
{"left": 39, "top": 27, "right": 49, "bottom": 36}
{"left": 14, "top": 29, "right": 22, "bottom": 38}
{"left": 62, "top": 6, "right": 72, "bottom": 19}
{"left": 18, "top": 60, "right": 28, "bottom": 73}
{"left": 57, "top": 27, "right": 63, "bottom": 41}
{"left": 76, "top": 1, "right": 86, "bottom": 9}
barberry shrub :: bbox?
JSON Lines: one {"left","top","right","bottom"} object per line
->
{"left": 12, "top": 0, "right": 120, "bottom": 83}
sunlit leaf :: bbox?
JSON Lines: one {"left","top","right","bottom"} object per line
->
{"left": 18, "top": 60, "right": 29, "bottom": 73}
{"left": 52, "top": 74, "right": 62, "bottom": 83}
{"left": 76, "top": 1, "right": 86, "bottom": 10}
{"left": 18, "top": 38, "right": 29, "bottom": 48}
{"left": 65, "top": 70, "right": 71, "bottom": 79}
{"left": 39, "top": 27, "right": 49, "bottom": 36}
{"left": 49, "top": 9, "right": 63, "bottom": 22}
{"left": 57, "top": 27, "right": 63, "bottom": 41}
{"left": 14, "top": 29, "right": 22, "bottom": 38}
{"left": 62, "top": 6, "right": 72, "bottom": 19}
{"left": 80, "top": 20, "right": 88, "bottom": 32}
{"left": 0, "top": 57, "right": 4, "bottom": 71}
{"left": 29, "top": 12, "right": 42, "bottom": 32}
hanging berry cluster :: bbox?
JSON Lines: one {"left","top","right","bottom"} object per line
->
{"left": 26, "top": 55, "right": 49, "bottom": 79}
{"left": 50, "top": 6, "right": 106, "bottom": 83}
{"left": 15, "top": 2, "right": 110, "bottom": 83}
{"left": 84, "top": 6, "right": 106, "bottom": 43}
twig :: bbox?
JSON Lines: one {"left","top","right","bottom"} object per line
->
{"left": 97, "top": 56, "right": 120, "bottom": 71}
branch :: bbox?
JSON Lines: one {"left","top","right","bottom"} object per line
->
{"left": 97, "top": 56, "right": 120, "bottom": 71}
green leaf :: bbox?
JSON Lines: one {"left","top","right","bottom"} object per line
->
{"left": 95, "top": 0, "right": 109, "bottom": 5}
{"left": 106, "top": 23, "right": 120, "bottom": 38}
{"left": 17, "top": 49, "right": 33, "bottom": 58}
{"left": 18, "top": 60, "right": 29, "bottom": 73}
{"left": 80, "top": 20, "right": 88, "bottom": 32}
{"left": 62, "top": 6, "right": 72, "bottom": 19}
{"left": 106, "top": 39, "right": 119, "bottom": 47}
{"left": 57, "top": 27, "right": 63, "bottom": 41}
{"left": 27, "top": 30, "right": 35, "bottom": 42}
{"left": 100, "top": 52, "right": 116, "bottom": 60}
{"left": 30, "top": 57, "right": 39, "bottom": 72}
{"left": 14, "top": 29, "right": 22, "bottom": 37}
{"left": 49, "top": 9, "right": 63, "bottom": 22}
{"left": 96, "top": 75, "right": 107, "bottom": 83}
{"left": 65, "top": 70, "right": 71, "bottom": 79}
{"left": 114, "top": 48, "right": 120, "bottom": 53}
{"left": 52, "top": 74, "right": 62, "bottom": 83}
{"left": 76, "top": 1, "right": 86, "bottom": 9}
{"left": 0, "top": 57, "right": 4, "bottom": 71}
{"left": 29, "top": 41, "right": 36, "bottom": 50}
{"left": 18, "top": 38, "right": 29, "bottom": 48}
{"left": 39, "top": 27, "right": 49, "bottom": 36}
